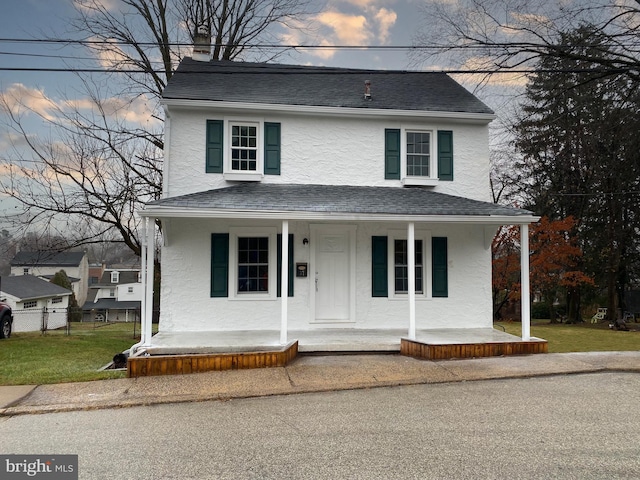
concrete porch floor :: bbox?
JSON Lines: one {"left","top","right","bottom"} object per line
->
{"left": 143, "top": 328, "right": 543, "bottom": 355}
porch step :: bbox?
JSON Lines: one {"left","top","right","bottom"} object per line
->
{"left": 127, "top": 341, "right": 298, "bottom": 377}
{"left": 400, "top": 338, "right": 548, "bottom": 360}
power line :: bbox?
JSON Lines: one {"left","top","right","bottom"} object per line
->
{"left": 0, "top": 66, "right": 630, "bottom": 75}
{"left": 1, "top": 37, "right": 638, "bottom": 50}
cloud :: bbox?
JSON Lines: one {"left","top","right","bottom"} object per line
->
{"left": 0, "top": 84, "right": 58, "bottom": 121}
{"left": 316, "top": 11, "right": 371, "bottom": 45}
{"left": 63, "top": 94, "right": 159, "bottom": 126}
{"left": 283, "top": 2, "right": 398, "bottom": 62}
{"left": 374, "top": 8, "right": 397, "bottom": 43}
{"left": 75, "top": 0, "right": 120, "bottom": 13}
{"left": 454, "top": 56, "right": 529, "bottom": 88}
{"left": 91, "top": 38, "right": 131, "bottom": 70}
{"left": 0, "top": 131, "right": 33, "bottom": 152}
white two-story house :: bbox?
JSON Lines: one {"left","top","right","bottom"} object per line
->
{"left": 11, "top": 251, "right": 89, "bottom": 306}
{"left": 134, "top": 57, "right": 539, "bottom": 359}
{"left": 82, "top": 268, "right": 142, "bottom": 322}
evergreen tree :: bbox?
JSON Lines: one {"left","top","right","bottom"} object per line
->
{"left": 513, "top": 25, "right": 640, "bottom": 320}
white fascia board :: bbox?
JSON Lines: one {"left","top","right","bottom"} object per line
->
{"left": 161, "top": 98, "right": 496, "bottom": 123}
{"left": 140, "top": 206, "right": 539, "bottom": 225}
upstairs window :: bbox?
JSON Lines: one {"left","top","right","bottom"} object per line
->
{"left": 406, "top": 131, "right": 431, "bottom": 177}
{"left": 385, "top": 128, "right": 453, "bottom": 184}
{"left": 111, "top": 271, "right": 120, "bottom": 283}
{"left": 231, "top": 123, "right": 258, "bottom": 171}
{"left": 206, "top": 120, "right": 281, "bottom": 179}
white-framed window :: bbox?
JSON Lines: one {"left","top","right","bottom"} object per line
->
{"left": 224, "top": 118, "right": 264, "bottom": 181}
{"left": 394, "top": 239, "right": 424, "bottom": 294}
{"left": 109, "top": 289, "right": 115, "bottom": 297}
{"left": 230, "top": 123, "right": 258, "bottom": 171}
{"left": 401, "top": 125, "right": 437, "bottom": 186}
{"left": 23, "top": 268, "right": 29, "bottom": 275}
{"left": 229, "top": 227, "right": 277, "bottom": 300}
{"left": 51, "top": 297, "right": 63, "bottom": 304}
{"left": 111, "top": 271, "right": 120, "bottom": 283}
{"left": 406, "top": 131, "right": 431, "bottom": 177}
{"left": 387, "top": 230, "right": 432, "bottom": 299}
{"left": 127, "top": 286, "right": 134, "bottom": 293}
{"left": 23, "top": 300, "right": 38, "bottom": 309}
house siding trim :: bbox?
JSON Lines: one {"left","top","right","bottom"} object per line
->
{"left": 162, "top": 99, "right": 496, "bottom": 122}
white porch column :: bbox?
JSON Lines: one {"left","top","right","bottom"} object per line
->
{"left": 280, "top": 220, "right": 289, "bottom": 345}
{"left": 521, "top": 223, "right": 531, "bottom": 341}
{"left": 408, "top": 222, "right": 416, "bottom": 340}
{"left": 140, "top": 217, "right": 148, "bottom": 343}
{"left": 144, "top": 217, "right": 155, "bottom": 345}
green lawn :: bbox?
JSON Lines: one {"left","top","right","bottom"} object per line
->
{"left": 1, "top": 320, "right": 638, "bottom": 386}
{"left": 0, "top": 322, "right": 149, "bottom": 385}
{"left": 495, "top": 319, "right": 640, "bottom": 353}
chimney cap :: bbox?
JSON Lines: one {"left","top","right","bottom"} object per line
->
{"left": 364, "top": 80, "right": 372, "bottom": 100}
{"left": 193, "top": 25, "right": 211, "bottom": 61}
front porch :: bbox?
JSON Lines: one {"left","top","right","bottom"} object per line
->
{"left": 127, "top": 328, "right": 548, "bottom": 377}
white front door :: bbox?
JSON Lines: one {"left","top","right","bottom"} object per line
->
{"left": 311, "top": 225, "right": 356, "bottom": 323}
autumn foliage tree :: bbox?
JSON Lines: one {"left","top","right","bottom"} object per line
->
{"left": 493, "top": 216, "right": 594, "bottom": 322}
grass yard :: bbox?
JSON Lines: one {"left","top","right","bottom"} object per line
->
{"left": 0, "top": 322, "right": 150, "bottom": 385}
{"left": 495, "top": 319, "right": 640, "bottom": 353}
{"left": 1, "top": 320, "right": 638, "bottom": 386}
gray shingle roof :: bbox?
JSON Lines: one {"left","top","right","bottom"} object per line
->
{"left": 82, "top": 298, "right": 141, "bottom": 311}
{"left": 0, "top": 275, "right": 72, "bottom": 300}
{"left": 162, "top": 58, "right": 494, "bottom": 115}
{"left": 11, "top": 251, "right": 85, "bottom": 267}
{"left": 96, "top": 270, "right": 139, "bottom": 286}
{"left": 145, "top": 184, "right": 532, "bottom": 218}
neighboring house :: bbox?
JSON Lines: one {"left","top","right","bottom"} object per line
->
{"left": 82, "top": 269, "right": 141, "bottom": 322}
{"left": 10, "top": 251, "right": 89, "bottom": 306}
{"left": 135, "top": 57, "right": 538, "bottom": 355}
{"left": 0, "top": 275, "right": 72, "bottom": 332}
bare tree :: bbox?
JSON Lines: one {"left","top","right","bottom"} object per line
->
{"left": 412, "top": 0, "right": 640, "bottom": 84}
{"left": 0, "top": 0, "right": 316, "bottom": 256}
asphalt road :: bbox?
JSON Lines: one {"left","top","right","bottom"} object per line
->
{"left": 1, "top": 372, "right": 639, "bottom": 479}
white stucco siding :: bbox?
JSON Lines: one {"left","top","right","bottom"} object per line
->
{"left": 159, "top": 218, "right": 312, "bottom": 332}
{"left": 355, "top": 222, "right": 493, "bottom": 330}
{"left": 159, "top": 218, "right": 493, "bottom": 333}
{"left": 164, "top": 107, "right": 491, "bottom": 201}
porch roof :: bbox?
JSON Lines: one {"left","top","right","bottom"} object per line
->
{"left": 142, "top": 183, "right": 536, "bottom": 224}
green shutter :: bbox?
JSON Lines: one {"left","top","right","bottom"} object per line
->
{"left": 437, "top": 130, "right": 453, "bottom": 181}
{"left": 264, "top": 122, "right": 281, "bottom": 175}
{"left": 372, "top": 236, "right": 388, "bottom": 297}
{"left": 206, "top": 120, "right": 224, "bottom": 173}
{"left": 432, "top": 237, "right": 448, "bottom": 297}
{"left": 277, "top": 234, "right": 294, "bottom": 297}
{"left": 385, "top": 129, "right": 401, "bottom": 180}
{"left": 210, "top": 233, "right": 229, "bottom": 297}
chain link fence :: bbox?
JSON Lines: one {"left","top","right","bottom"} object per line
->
{"left": 11, "top": 308, "right": 68, "bottom": 334}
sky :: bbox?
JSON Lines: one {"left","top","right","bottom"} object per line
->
{"left": 0, "top": 0, "right": 550, "bottom": 237}
{"left": 0, "top": 0, "right": 434, "bottom": 229}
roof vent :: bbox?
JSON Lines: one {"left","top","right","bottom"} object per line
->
{"left": 364, "top": 80, "right": 372, "bottom": 100}
{"left": 193, "top": 25, "right": 211, "bottom": 62}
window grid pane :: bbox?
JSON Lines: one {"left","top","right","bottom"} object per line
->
{"left": 406, "top": 132, "right": 430, "bottom": 177}
{"left": 238, "top": 237, "right": 269, "bottom": 293}
{"left": 231, "top": 123, "right": 258, "bottom": 171}
{"left": 394, "top": 239, "right": 423, "bottom": 294}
